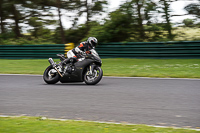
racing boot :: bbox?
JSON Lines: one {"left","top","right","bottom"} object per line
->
{"left": 60, "top": 58, "right": 70, "bottom": 75}
{"left": 61, "top": 57, "right": 77, "bottom": 75}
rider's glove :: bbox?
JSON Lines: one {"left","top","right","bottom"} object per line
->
{"left": 86, "top": 51, "right": 91, "bottom": 54}
{"left": 82, "top": 52, "right": 86, "bottom": 56}
{"left": 79, "top": 51, "right": 86, "bottom": 56}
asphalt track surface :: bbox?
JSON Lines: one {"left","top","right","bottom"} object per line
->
{"left": 0, "top": 74, "right": 200, "bottom": 128}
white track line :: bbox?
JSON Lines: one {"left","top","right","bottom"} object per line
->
{"left": 0, "top": 74, "right": 42, "bottom": 76}
{"left": 103, "top": 76, "right": 200, "bottom": 80}
{"left": 1, "top": 74, "right": 200, "bottom": 80}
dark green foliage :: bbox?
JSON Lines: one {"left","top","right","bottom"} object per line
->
{"left": 65, "top": 25, "right": 88, "bottom": 45}
{"left": 83, "top": 10, "right": 133, "bottom": 42}
{"left": 157, "top": 0, "right": 174, "bottom": 40}
{"left": 184, "top": 3, "right": 200, "bottom": 18}
{"left": 183, "top": 19, "right": 194, "bottom": 27}
{"left": 0, "top": 0, "right": 200, "bottom": 45}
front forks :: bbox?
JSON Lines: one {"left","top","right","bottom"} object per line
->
{"left": 88, "top": 64, "right": 96, "bottom": 76}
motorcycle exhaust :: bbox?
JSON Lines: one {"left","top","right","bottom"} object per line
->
{"left": 48, "top": 58, "right": 56, "bottom": 67}
{"left": 48, "top": 58, "right": 63, "bottom": 77}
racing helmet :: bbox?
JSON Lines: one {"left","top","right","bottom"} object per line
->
{"left": 87, "top": 37, "right": 98, "bottom": 48}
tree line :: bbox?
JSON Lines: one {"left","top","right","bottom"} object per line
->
{"left": 0, "top": 0, "right": 199, "bottom": 45}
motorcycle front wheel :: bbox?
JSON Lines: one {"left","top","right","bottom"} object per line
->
{"left": 84, "top": 66, "right": 103, "bottom": 85}
{"left": 43, "top": 65, "right": 60, "bottom": 84}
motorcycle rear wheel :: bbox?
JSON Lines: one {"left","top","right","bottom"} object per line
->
{"left": 43, "top": 65, "right": 60, "bottom": 84}
{"left": 84, "top": 66, "right": 103, "bottom": 85}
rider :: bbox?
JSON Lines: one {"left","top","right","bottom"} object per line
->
{"left": 61, "top": 37, "right": 98, "bottom": 73}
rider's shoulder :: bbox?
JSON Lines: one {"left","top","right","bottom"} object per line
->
{"left": 80, "top": 41, "right": 87, "bottom": 45}
{"left": 80, "top": 41, "right": 86, "bottom": 44}
{"left": 78, "top": 41, "right": 87, "bottom": 48}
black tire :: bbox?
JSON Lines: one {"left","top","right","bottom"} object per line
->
{"left": 43, "top": 65, "right": 60, "bottom": 84}
{"left": 84, "top": 66, "right": 103, "bottom": 85}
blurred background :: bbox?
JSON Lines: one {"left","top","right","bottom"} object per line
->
{"left": 0, "top": 0, "right": 199, "bottom": 45}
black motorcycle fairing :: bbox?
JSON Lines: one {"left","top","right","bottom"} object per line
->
{"left": 85, "top": 54, "right": 102, "bottom": 67}
{"left": 59, "top": 58, "right": 98, "bottom": 83}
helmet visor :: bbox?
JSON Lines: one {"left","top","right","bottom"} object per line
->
{"left": 91, "top": 40, "right": 97, "bottom": 47}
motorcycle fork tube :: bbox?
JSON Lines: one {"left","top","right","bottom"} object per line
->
{"left": 89, "top": 64, "right": 95, "bottom": 74}
{"left": 54, "top": 67, "right": 63, "bottom": 77}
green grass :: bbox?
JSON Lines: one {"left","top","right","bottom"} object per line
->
{"left": 102, "top": 58, "right": 200, "bottom": 78}
{"left": 0, "top": 116, "right": 199, "bottom": 133}
{"left": 0, "top": 59, "right": 200, "bottom": 78}
{"left": 0, "top": 59, "right": 50, "bottom": 75}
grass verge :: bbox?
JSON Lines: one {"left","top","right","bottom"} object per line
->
{"left": 0, "top": 116, "right": 199, "bottom": 133}
{"left": 102, "top": 58, "right": 200, "bottom": 78}
{"left": 0, "top": 59, "right": 200, "bottom": 78}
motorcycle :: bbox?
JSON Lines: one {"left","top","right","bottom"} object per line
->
{"left": 43, "top": 49, "right": 103, "bottom": 85}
